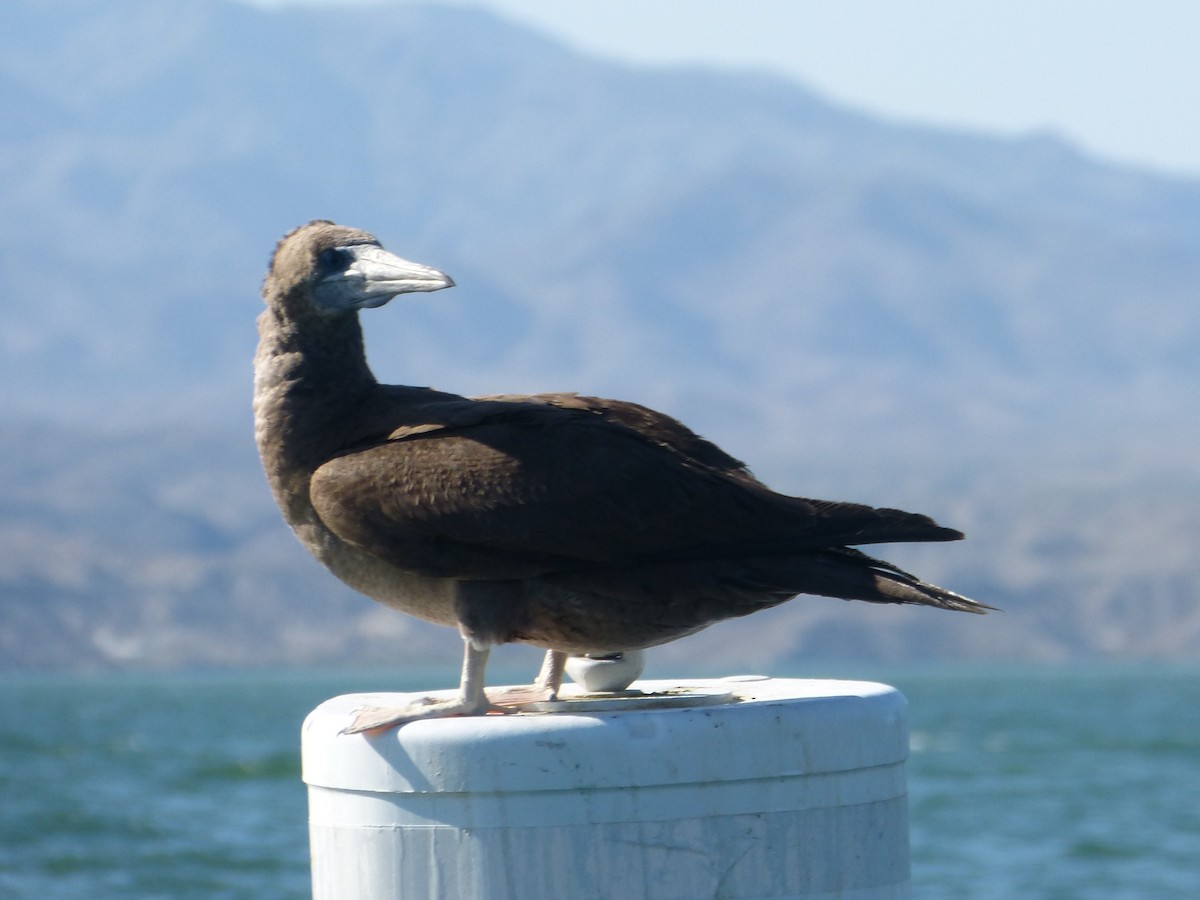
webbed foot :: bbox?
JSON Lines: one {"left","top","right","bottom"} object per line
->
{"left": 342, "top": 692, "right": 507, "bottom": 734}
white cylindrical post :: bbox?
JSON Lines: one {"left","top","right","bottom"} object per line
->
{"left": 303, "top": 677, "right": 911, "bottom": 899}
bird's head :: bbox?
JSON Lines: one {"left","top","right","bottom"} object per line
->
{"left": 265, "top": 220, "right": 455, "bottom": 318}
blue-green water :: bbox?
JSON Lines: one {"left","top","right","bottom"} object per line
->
{"left": 1, "top": 665, "right": 1197, "bottom": 898}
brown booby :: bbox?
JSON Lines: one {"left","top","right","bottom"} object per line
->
{"left": 254, "top": 220, "right": 990, "bottom": 732}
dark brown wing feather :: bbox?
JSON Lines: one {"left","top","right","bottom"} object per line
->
{"left": 309, "top": 394, "right": 962, "bottom": 581}
{"left": 477, "top": 392, "right": 761, "bottom": 482}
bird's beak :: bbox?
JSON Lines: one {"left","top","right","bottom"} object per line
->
{"left": 316, "top": 245, "right": 455, "bottom": 312}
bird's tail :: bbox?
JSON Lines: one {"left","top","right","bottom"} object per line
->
{"left": 787, "top": 547, "right": 993, "bottom": 614}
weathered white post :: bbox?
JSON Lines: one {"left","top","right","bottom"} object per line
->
{"left": 303, "top": 676, "right": 911, "bottom": 899}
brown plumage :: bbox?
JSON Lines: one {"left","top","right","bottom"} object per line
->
{"left": 254, "top": 220, "right": 990, "bottom": 730}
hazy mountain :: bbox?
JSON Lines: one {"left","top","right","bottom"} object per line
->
{"left": 2, "top": 0, "right": 1198, "bottom": 670}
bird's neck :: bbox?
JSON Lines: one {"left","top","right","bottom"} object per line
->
{"left": 253, "top": 306, "right": 380, "bottom": 524}
{"left": 256, "top": 304, "right": 376, "bottom": 390}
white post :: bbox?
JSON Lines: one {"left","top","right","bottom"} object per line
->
{"left": 302, "top": 677, "right": 911, "bottom": 899}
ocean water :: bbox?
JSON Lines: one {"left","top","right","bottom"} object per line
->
{"left": 1, "top": 665, "right": 1196, "bottom": 899}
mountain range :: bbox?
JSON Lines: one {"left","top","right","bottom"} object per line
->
{"left": 2, "top": 0, "right": 1199, "bottom": 671}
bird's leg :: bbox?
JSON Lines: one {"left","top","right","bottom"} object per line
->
{"left": 533, "top": 649, "right": 567, "bottom": 699}
{"left": 483, "top": 648, "right": 568, "bottom": 708}
{"left": 342, "top": 640, "right": 507, "bottom": 734}
{"left": 458, "top": 640, "right": 492, "bottom": 708}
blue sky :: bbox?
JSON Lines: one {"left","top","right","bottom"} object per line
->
{"left": 258, "top": 0, "right": 1200, "bottom": 179}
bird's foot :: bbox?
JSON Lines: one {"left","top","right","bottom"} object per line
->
{"left": 342, "top": 693, "right": 508, "bottom": 734}
{"left": 485, "top": 682, "right": 560, "bottom": 708}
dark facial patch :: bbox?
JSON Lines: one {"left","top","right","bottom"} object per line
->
{"left": 317, "top": 247, "right": 352, "bottom": 277}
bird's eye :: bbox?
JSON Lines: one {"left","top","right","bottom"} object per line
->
{"left": 317, "top": 247, "right": 351, "bottom": 275}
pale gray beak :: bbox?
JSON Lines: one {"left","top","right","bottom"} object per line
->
{"left": 314, "top": 244, "right": 455, "bottom": 313}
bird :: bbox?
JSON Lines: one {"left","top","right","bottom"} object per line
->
{"left": 254, "top": 220, "right": 991, "bottom": 732}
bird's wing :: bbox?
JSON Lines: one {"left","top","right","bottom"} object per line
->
{"left": 309, "top": 398, "right": 958, "bottom": 581}
{"left": 473, "top": 392, "right": 763, "bottom": 484}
